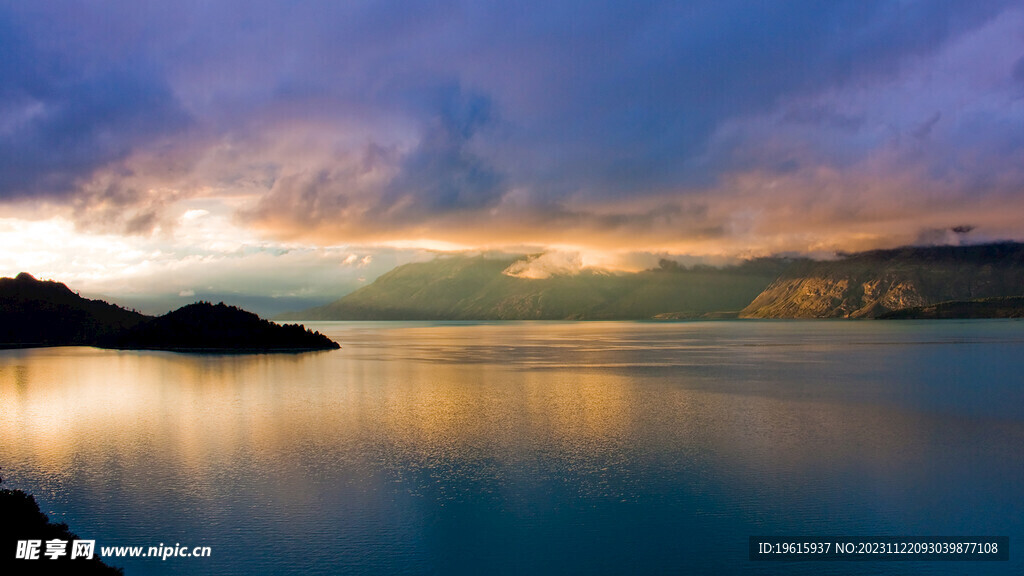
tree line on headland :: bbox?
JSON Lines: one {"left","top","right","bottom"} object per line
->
{"left": 0, "top": 273, "right": 339, "bottom": 351}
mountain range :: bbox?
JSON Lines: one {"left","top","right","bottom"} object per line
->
{"left": 280, "top": 243, "right": 1024, "bottom": 320}
{"left": 277, "top": 255, "right": 791, "bottom": 320}
{"left": 6, "top": 241, "right": 1024, "bottom": 333}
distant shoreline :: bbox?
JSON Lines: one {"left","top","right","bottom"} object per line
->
{"left": 279, "top": 243, "right": 1024, "bottom": 321}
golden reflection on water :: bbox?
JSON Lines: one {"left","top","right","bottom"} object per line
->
{"left": 0, "top": 331, "right": 637, "bottom": 484}
{"left": 3, "top": 322, "right": 1024, "bottom": 576}
{"left": 1, "top": 322, "right": 1022, "bottom": 510}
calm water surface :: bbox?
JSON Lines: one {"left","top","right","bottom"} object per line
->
{"left": 1, "top": 320, "right": 1022, "bottom": 574}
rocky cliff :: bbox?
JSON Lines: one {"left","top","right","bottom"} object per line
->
{"left": 740, "top": 243, "right": 1024, "bottom": 318}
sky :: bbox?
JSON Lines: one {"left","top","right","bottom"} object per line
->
{"left": 2, "top": 1, "right": 1024, "bottom": 311}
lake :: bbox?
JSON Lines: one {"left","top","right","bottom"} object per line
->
{"left": 2, "top": 320, "right": 1022, "bottom": 574}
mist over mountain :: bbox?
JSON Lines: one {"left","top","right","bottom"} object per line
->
{"left": 278, "top": 255, "right": 793, "bottom": 320}
{"left": 9, "top": 242, "right": 1024, "bottom": 328}
{"left": 281, "top": 243, "right": 1024, "bottom": 321}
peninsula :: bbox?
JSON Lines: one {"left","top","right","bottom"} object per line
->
{"left": 0, "top": 273, "right": 339, "bottom": 352}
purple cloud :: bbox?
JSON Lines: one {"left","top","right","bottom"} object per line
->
{"left": 1, "top": 0, "right": 1022, "bottom": 253}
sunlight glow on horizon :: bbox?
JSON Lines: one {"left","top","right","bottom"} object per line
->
{"left": 2, "top": 4, "right": 1023, "bottom": 301}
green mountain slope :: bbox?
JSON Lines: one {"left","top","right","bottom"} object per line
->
{"left": 740, "top": 243, "right": 1024, "bottom": 318}
{"left": 279, "top": 255, "right": 791, "bottom": 320}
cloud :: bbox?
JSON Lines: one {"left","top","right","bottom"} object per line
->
{"left": 0, "top": 212, "right": 420, "bottom": 304}
{"left": 503, "top": 252, "right": 584, "bottom": 279}
{"left": 242, "top": 84, "right": 505, "bottom": 237}
{"left": 378, "top": 86, "right": 504, "bottom": 216}
{"left": 1, "top": 0, "right": 1023, "bottom": 261}
{"left": 341, "top": 253, "right": 374, "bottom": 267}
{"left": 0, "top": 5, "right": 190, "bottom": 201}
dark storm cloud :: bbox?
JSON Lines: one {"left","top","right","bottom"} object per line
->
{"left": 1, "top": 0, "right": 1022, "bottom": 251}
{"left": 376, "top": 85, "right": 504, "bottom": 216}
{"left": 464, "top": 0, "right": 1011, "bottom": 193}
{"left": 1012, "top": 55, "right": 1024, "bottom": 84}
{"left": 0, "top": 4, "right": 190, "bottom": 200}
